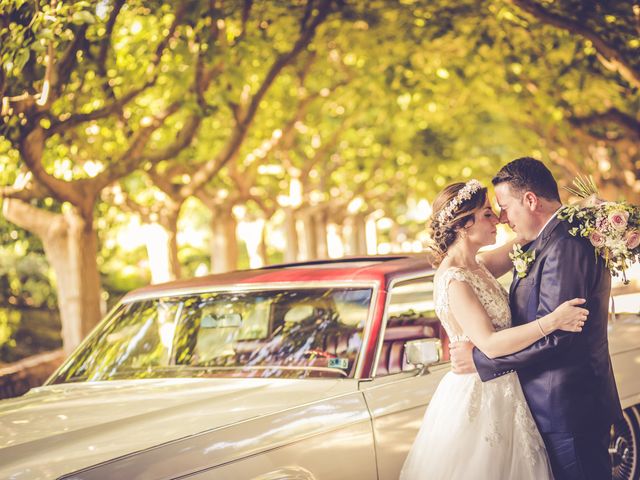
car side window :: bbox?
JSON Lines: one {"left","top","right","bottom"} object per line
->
{"left": 375, "top": 276, "right": 449, "bottom": 377}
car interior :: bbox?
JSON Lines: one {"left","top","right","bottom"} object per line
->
{"left": 375, "top": 276, "right": 449, "bottom": 377}
{"left": 376, "top": 312, "right": 449, "bottom": 376}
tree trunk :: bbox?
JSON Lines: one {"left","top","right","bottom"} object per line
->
{"left": 258, "top": 219, "right": 269, "bottom": 266}
{"left": 327, "top": 222, "right": 345, "bottom": 258}
{"left": 301, "top": 211, "right": 318, "bottom": 260}
{"left": 3, "top": 200, "right": 103, "bottom": 355}
{"left": 210, "top": 208, "right": 239, "bottom": 273}
{"left": 342, "top": 217, "right": 355, "bottom": 256}
{"left": 66, "top": 210, "right": 103, "bottom": 336}
{"left": 389, "top": 220, "right": 400, "bottom": 253}
{"left": 283, "top": 207, "right": 299, "bottom": 262}
{"left": 240, "top": 218, "right": 266, "bottom": 269}
{"left": 315, "top": 209, "right": 328, "bottom": 259}
{"left": 160, "top": 210, "right": 181, "bottom": 280}
{"left": 344, "top": 213, "right": 367, "bottom": 256}
{"left": 365, "top": 215, "right": 378, "bottom": 255}
{"left": 144, "top": 223, "right": 174, "bottom": 284}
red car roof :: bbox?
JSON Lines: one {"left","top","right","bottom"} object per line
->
{"left": 124, "top": 254, "right": 436, "bottom": 301}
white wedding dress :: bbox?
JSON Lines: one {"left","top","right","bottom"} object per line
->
{"left": 399, "top": 264, "right": 554, "bottom": 479}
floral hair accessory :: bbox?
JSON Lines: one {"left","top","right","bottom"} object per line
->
{"left": 437, "top": 179, "right": 484, "bottom": 224}
{"left": 557, "top": 175, "right": 640, "bottom": 284}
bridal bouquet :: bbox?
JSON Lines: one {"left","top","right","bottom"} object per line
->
{"left": 557, "top": 176, "right": 640, "bottom": 284}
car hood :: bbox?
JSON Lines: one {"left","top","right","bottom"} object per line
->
{"left": 0, "top": 377, "right": 357, "bottom": 479}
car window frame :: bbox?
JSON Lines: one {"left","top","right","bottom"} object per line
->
{"left": 369, "top": 272, "right": 448, "bottom": 379}
{"left": 46, "top": 281, "right": 381, "bottom": 385}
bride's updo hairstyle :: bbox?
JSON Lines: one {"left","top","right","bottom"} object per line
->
{"left": 428, "top": 180, "right": 488, "bottom": 264}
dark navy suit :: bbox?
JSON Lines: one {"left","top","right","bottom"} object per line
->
{"left": 473, "top": 216, "right": 623, "bottom": 479}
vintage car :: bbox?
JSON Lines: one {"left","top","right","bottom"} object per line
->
{"left": 0, "top": 255, "right": 639, "bottom": 479}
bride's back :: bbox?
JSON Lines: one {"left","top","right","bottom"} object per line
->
{"left": 434, "top": 263, "right": 512, "bottom": 343}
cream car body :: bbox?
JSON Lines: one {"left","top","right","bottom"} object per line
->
{"left": 0, "top": 256, "right": 638, "bottom": 480}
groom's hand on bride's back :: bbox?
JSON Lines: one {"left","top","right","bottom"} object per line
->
{"left": 450, "top": 341, "right": 477, "bottom": 374}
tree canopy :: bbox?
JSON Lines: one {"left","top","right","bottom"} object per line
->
{"left": 1, "top": 0, "right": 638, "bottom": 353}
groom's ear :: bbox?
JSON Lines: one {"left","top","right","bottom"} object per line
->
{"left": 523, "top": 191, "right": 538, "bottom": 211}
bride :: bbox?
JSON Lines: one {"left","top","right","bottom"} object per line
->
{"left": 400, "top": 180, "right": 588, "bottom": 479}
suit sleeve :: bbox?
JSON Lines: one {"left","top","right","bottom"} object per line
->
{"left": 473, "top": 235, "right": 593, "bottom": 382}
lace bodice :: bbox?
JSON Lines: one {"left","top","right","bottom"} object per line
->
{"left": 434, "top": 263, "right": 511, "bottom": 342}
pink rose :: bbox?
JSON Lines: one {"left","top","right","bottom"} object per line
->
{"left": 589, "top": 230, "right": 606, "bottom": 248}
{"left": 625, "top": 230, "right": 640, "bottom": 250}
{"left": 608, "top": 210, "right": 629, "bottom": 231}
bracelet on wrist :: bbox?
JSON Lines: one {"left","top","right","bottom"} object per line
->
{"left": 536, "top": 318, "right": 548, "bottom": 338}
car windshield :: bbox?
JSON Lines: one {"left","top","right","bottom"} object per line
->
{"left": 49, "top": 287, "right": 373, "bottom": 383}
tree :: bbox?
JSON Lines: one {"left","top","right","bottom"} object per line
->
{"left": 116, "top": 1, "right": 335, "bottom": 278}
{"left": 2, "top": 0, "right": 637, "bottom": 360}
{"left": 496, "top": 0, "right": 639, "bottom": 199}
{"left": 1, "top": 1, "right": 207, "bottom": 352}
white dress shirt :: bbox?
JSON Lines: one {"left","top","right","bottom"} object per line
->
{"left": 535, "top": 207, "right": 563, "bottom": 239}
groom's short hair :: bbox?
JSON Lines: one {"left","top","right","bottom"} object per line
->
{"left": 492, "top": 157, "right": 561, "bottom": 202}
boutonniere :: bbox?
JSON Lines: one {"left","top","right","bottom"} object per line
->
{"left": 509, "top": 244, "right": 536, "bottom": 278}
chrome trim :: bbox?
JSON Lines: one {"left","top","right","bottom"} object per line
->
{"left": 369, "top": 270, "right": 437, "bottom": 379}
{"left": 44, "top": 303, "right": 123, "bottom": 385}
{"left": 404, "top": 338, "right": 443, "bottom": 376}
{"left": 167, "top": 301, "right": 184, "bottom": 365}
{"left": 123, "top": 280, "right": 379, "bottom": 303}
{"left": 359, "top": 361, "right": 450, "bottom": 389}
{"left": 354, "top": 283, "right": 380, "bottom": 379}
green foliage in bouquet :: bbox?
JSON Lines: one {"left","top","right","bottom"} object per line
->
{"left": 558, "top": 176, "right": 640, "bottom": 285}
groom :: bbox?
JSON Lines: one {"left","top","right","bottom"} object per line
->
{"left": 450, "top": 158, "right": 622, "bottom": 479}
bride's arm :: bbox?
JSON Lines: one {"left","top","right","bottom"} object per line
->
{"left": 477, "top": 238, "right": 518, "bottom": 278}
{"left": 448, "top": 280, "right": 587, "bottom": 359}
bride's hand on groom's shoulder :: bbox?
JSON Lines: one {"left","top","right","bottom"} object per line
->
{"left": 450, "top": 341, "right": 477, "bottom": 374}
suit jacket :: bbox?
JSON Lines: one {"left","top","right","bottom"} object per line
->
{"left": 473, "top": 216, "right": 623, "bottom": 433}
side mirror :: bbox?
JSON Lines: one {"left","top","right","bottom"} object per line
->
{"left": 405, "top": 338, "right": 442, "bottom": 373}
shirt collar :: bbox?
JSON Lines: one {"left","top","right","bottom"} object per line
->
{"left": 536, "top": 207, "right": 562, "bottom": 239}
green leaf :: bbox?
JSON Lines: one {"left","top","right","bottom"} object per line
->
{"left": 39, "top": 28, "right": 55, "bottom": 41}
{"left": 71, "top": 10, "right": 95, "bottom": 25}
{"left": 12, "top": 48, "right": 30, "bottom": 72}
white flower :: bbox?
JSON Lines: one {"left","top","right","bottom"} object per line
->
{"left": 436, "top": 179, "right": 484, "bottom": 224}
{"left": 514, "top": 258, "right": 527, "bottom": 273}
{"left": 509, "top": 243, "right": 536, "bottom": 278}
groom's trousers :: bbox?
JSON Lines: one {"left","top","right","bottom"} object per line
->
{"left": 542, "top": 426, "right": 611, "bottom": 480}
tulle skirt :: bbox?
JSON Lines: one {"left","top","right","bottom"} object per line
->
{"left": 400, "top": 371, "right": 553, "bottom": 479}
